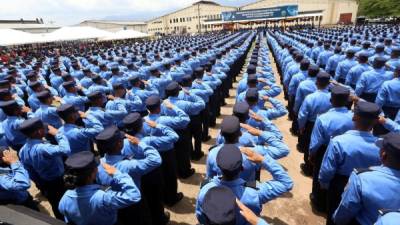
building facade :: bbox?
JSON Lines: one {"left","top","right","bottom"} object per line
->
{"left": 240, "top": 0, "right": 358, "bottom": 25}
{"left": 147, "top": 1, "right": 236, "bottom": 35}
{"left": 0, "top": 19, "right": 59, "bottom": 33}
{"left": 146, "top": 0, "right": 358, "bottom": 35}
{"left": 79, "top": 20, "right": 147, "bottom": 33}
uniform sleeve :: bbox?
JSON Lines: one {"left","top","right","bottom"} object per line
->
{"left": 309, "top": 118, "right": 325, "bottom": 155}
{"left": 102, "top": 171, "right": 141, "bottom": 210}
{"left": 355, "top": 74, "right": 366, "bottom": 96}
{"left": 79, "top": 115, "right": 104, "bottom": 139}
{"left": 124, "top": 143, "right": 162, "bottom": 175}
{"left": 334, "top": 63, "right": 343, "bottom": 81}
{"left": 258, "top": 154, "right": 293, "bottom": 204}
{"left": 375, "top": 84, "right": 387, "bottom": 107}
{"left": 257, "top": 218, "right": 270, "bottom": 225}
{"left": 0, "top": 161, "right": 31, "bottom": 191}
{"left": 383, "top": 117, "right": 400, "bottom": 133}
{"left": 294, "top": 86, "right": 304, "bottom": 113}
{"left": 318, "top": 140, "right": 343, "bottom": 188}
{"left": 146, "top": 125, "right": 179, "bottom": 149}
{"left": 265, "top": 98, "right": 288, "bottom": 120}
{"left": 333, "top": 172, "right": 363, "bottom": 225}
{"left": 297, "top": 98, "right": 310, "bottom": 130}
{"left": 345, "top": 68, "right": 354, "bottom": 86}
{"left": 44, "top": 133, "right": 71, "bottom": 156}
{"left": 206, "top": 151, "right": 217, "bottom": 179}
{"left": 187, "top": 94, "right": 205, "bottom": 113}
{"left": 258, "top": 132, "right": 289, "bottom": 159}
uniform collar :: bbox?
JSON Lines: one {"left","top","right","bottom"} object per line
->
{"left": 214, "top": 177, "right": 246, "bottom": 187}
{"left": 372, "top": 165, "right": 400, "bottom": 177}
{"left": 330, "top": 106, "right": 349, "bottom": 112}
{"left": 345, "top": 130, "right": 374, "bottom": 137}
{"left": 104, "top": 154, "right": 125, "bottom": 165}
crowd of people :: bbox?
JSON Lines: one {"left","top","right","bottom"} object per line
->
{"left": 0, "top": 23, "right": 399, "bottom": 225}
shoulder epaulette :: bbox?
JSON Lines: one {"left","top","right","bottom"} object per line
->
{"left": 354, "top": 167, "right": 372, "bottom": 174}
{"left": 200, "top": 177, "right": 211, "bottom": 189}
{"left": 208, "top": 145, "right": 218, "bottom": 152}
{"left": 245, "top": 181, "right": 259, "bottom": 190}
{"left": 379, "top": 209, "right": 400, "bottom": 216}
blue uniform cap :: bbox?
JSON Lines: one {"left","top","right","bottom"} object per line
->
{"left": 194, "top": 67, "right": 204, "bottom": 75}
{"left": 376, "top": 133, "right": 400, "bottom": 159}
{"left": 217, "top": 144, "right": 243, "bottom": 174}
{"left": 0, "top": 88, "right": 11, "bottom": 99}
{"left": 247, "top": 74, "right": 257, "bottom": 84}
{"left": 112, "top": 82, "right": 124, "bottom": 90}
{"left": 87, "top": 91, "right": 103, "bottom": 101}
{"left": 233, "top": 102, "right": 250, "bottom": 115}
{"left": 19, "top": 117, "right": 44, "bottom": 135}
{"left": 247, "top": 65, "right": 256, "bottom": 75}
{"left": 202, "top": 186, "right": 236, "bottom": 225}
{"left": 65, "top": 151, "right": 98, "bottom": 171}
{"left": 316, "top": 71, "right": 331, "bottom": 83}
{"left": 181, "top": 75, "right": 192, "bottom": 85}
{"left": 0, "top": 80, "right": 10, "bottom": 86}
{"left": 57, "top": 104, "right": 77, "bottom": 118}
{"left": 122, "top": 112, "right": 143, "bottom": 128}
{"left": 165, "top": 81, "right": 181, "bottom": 93}
{"left": 245, "top": 88, "right": 259, "bottom": 102}
{"left": 62, "top": 81, "right": 75, "bottom": 89}
{"left": 249, "top": 59, "right": 258, "bottom": 65}
{"left": 95, "top": 125, "right": 125, "bottom": 145}
{"left": 145, "top": 95, "right": 161, "bottom": 110}
{"left": 128, "top": 74, "right": 140, "bottom": 83}
{"left": 91, "top": 74, "right": 102, "bottom": 82}
{"left": 331, "top": 85, "right": 350, "bottom": 98}
{"left": 0, "top": 100, "right": 18, "bottom": 109}
{"left": 354, "top": 101, "right": 381, "bottom": 119}
{"left": 36, "top": 90, "right": 52, "bottom": 100}
{"left": 220, "top": 116, "right": 240, "bottom": 135}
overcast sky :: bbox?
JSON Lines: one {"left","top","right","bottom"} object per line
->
{"left": 0, "top": 0, "right": 255, "bottom": 25}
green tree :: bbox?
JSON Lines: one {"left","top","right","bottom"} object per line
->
{"left": 358, "top": 0, "right": 400, "bottom": 17}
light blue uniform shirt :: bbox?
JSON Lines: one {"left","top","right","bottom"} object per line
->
{"left": 375, "top": 211, "right": 400, "bottom": 225}
{"left": 333, "top": 166, "right": 400, "bottom": 225}
{"left": 309, "top": 107, "right": 354, "bottom": 154}
{"left": 0, "top": 161, "right": 30, "bottom": 204}
{"left": 375, "top": 78, "right": 400, "bottom": 108}
{"left": 319, "top": 130, "right": 381, "bottom": 188}
{"left": 297, "top": 89, "right": 332, "bottom": 129}
{"left": 345, "top": 63, "right": 372, "bottom": 87}
{"left": 59, "top": 171, "right": 141, "bottom": 225}
{"left": 294, "top": 77, "right": 317, "bottom": 113}
{"left": 355, "top": 68, "right": 393, "bottom": 96}
{"left": 198, "top": 154, "right": 293, "bottom": 225}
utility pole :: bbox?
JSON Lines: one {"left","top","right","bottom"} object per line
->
{"left": 198, "top": 4, "right": 201, "bottom": 33}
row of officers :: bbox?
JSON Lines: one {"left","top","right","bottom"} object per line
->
{"left": 0, "top": 31, "right": 261, "bottom": 225}
{"left": 267, "top": 27, "right": 400, "bottom": 225}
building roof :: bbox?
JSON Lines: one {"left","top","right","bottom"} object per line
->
{"left": 147, "top": 0, "right": 235, "bottom": 22}
{"left": 80, "top": 20, "right": 146, "bottom": 26}
{"left": 0, "top": 23, "right": 60, "bottom": 30}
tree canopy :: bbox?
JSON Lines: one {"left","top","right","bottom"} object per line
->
{"left": 357, "top": 0, "right": 400, "bottom": 17}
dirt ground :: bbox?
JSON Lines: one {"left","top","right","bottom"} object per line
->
{"left": 29, "top": 51, "right": 326, "bottom": 225}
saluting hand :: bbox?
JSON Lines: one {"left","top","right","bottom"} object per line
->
{"left": 125, "top": 134, "right": 140, "bottom": 145}
{"left": 145, "top": 119, "right": 157, "bottom": 128}
{"left": 240, "top": 147, "right": 264, "bottom": 164}
{"left": 1, "top": 149, "right": 19, "bottom": 165}
{"left": 240, "top": 123, "right": 262, "bottom": 136}
{"left": 102, "top": 163, "right": 117, "bottom": 176}
{"left": 236, "top": 199, "right": 259, "bottom": 225}
{"left": 163, "top": 99, "right": 174, "bottom": 109}
{"left": 47, "top": 125, "right": 58, "bottom": 136}
{"left": 249, "top": 110, "right": 264, "bottom": 122}
{"left": 78, "top": 111, "right": 86, "bottom": 119}
{"left": 21, "top": 106, "right": 31, "bottom": 113}
{"left": 378, "top": 116, "right": 386, "bottom": 125}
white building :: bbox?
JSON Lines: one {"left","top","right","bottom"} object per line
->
{"left": 147, "top": 1, "right": 236, "bottom": 35}
{"left": 147, "top": 0, "right": 359, "bottom": 35}
{"left": 0, "top": 19, "right": 59, "bottom": 33}
{"left": 79, "top": 20, "right": 147, "bottom": 33}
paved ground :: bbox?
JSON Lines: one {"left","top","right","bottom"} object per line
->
{"left": 30, "top": 51, "right": 326, "bottom": 225}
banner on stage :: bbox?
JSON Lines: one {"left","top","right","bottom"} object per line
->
{"left": 222, "top": 5, "right": 298, "bottom": 21}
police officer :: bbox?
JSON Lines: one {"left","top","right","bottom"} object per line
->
{"left": 0, "top": 100, "right": 31, "bottom": 151}
{"left": 95, "top": 125, "right": 161, "bottom": 225}
{"left": 335, "top": 49, "right": 357, "bottom": 84}
{"left": 298, "top": 72, "right": 332, "bottom": 176}
{"left": 198, "top": 144, "right": 293, "bottom": 225}
{"left": 320, "top": 101, "right": 382, "bottom": 224}
{"left": 0, "top": 147, "right": 38, "bottom": 210}
{"left": 62, "top": 81, "right": 89, "bottom": 112}
{"left": 122, "top": 113, "right": 183, "bottom": 207}
{"left": 18, "top": 117, "right": 70, "bottom": 219}
{"left": 345, "top": 53, "right": 372, "bottom": 89}
{"left": 333, "top": 132, "right": 400, "bottom": 225}
{"left": 308, "top": 85, "right": 354, "bottom": 212}
{"left": 57, "top": 104, "right": 103, "bottom": 154}
{"left": 59, "top": 151, "right": 141, "bottom": 225}
{"left": 355, "top": 57, "right": 393, "bottom": 103}
{"left": 144, "top": 95, "right": 194, "bottom": 176}
{"left": 165, "top": 81, "right": 205, "bottom": 160}
{"left": 374, "top": 66, "right": 400, "bottom": 135}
